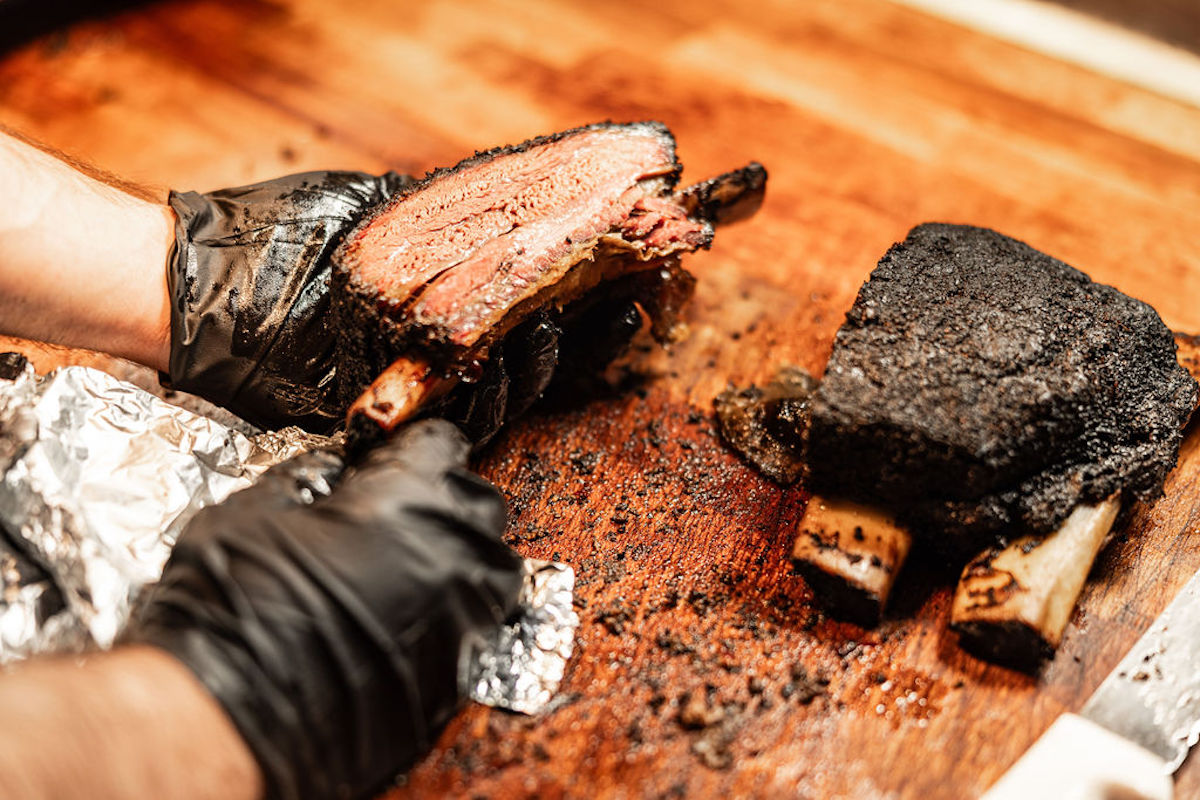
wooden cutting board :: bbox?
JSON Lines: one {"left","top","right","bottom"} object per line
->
{"left": 4, "top": 1, "right": 1200, "bottom": 796}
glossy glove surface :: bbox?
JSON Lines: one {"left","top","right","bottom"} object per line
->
{"left": 167, "top": 170, "right": 410, "bottom": 430}
{"left": 125, "top": 419, "right": 524, "bottom": 800}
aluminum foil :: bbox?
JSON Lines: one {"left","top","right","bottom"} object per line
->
{"left": 0, "top": 361, "right": 321, "bottom": 657}
{"left": 0, "top": 361, "right": 577, "bottom": 714}
{"left": 468, "top": 559, "right": 578, "bottom": 714}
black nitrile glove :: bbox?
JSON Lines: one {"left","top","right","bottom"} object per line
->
{"left": 166, "top": 170, "right": 411, "bottom": 431}
{"left": 124, "top": 419, "right": 524, "bottom": 800}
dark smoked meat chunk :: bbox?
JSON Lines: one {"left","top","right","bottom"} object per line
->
{"left": 714, "top": 366, "right": 816, "bottom": 485}
{"left": 808, "top": 223, "right": 1197, "bottom": 556}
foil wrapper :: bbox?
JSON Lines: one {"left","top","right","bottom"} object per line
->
{"left": 0, "top": 361, "right": 577, "bottom": 714}
{"left": 468, "top": 559, "right": 578, "bottom": 714}
{"left": 0, "top": 361, "right": 323, "bottom": 657}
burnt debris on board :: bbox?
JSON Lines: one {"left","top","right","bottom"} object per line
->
{"left": 329, "top": 121, "right": 766, "bottom": 443}
{"left": 718, "top": 223, "right": 1197, "bottom": 668}
{"left": 713, "top": 365, "right": 815, "bottom": 485}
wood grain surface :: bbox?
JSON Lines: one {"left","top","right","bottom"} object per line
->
{"left": 3, "top": 1, "right": 1200, "bottom": 797}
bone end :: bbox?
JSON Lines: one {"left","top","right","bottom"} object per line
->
{"left": 791, "top": 496, "right": 913, "bottom": 627}
{"left": 347, "top": 357, "right": 457, "bottom": 434}
{"left": 951, "top": 498, "right": 1120, "bottom": 671}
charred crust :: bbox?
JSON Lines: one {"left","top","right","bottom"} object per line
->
{"left": 679, "top": 162, "right": 768, "bottom": 227}
{"left": 424, "top": 120, "right": 682, "bottom": 193}
{"left": 790, "top": 559, "right": 882, "bottom": 628}
{"left": 952, "top": 619, "right": 1053, "bottom": 673}
{"left": 329, "top": 267, "right": 424, "bottom": 410}
{"left": 808, "top": 223, "right": 1198, "bottom": 556}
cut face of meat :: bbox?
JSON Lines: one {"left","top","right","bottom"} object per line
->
{"left": 337, "top": 122, "right": 710, "bottom": 357}
{"left": 331, "top": 122, "right": 765, "bottom": 435}
{"left": 413, "top": 191, "right": 709, "bottom": 351}
{"left": 344, "top": 125, "right": 676, "bottom": 304}
{"left": 807, "top": 223, "right": 1197, "bottom": 556}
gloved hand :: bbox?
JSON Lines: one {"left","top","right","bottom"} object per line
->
{"left": 166, "top": 170, "right": 411, "bottom": 431}
{"left": 123, "top": 419, "right": 524, "bottom": 800}
{"left": 166, "top": 170, "right": 649, "bottom": 439}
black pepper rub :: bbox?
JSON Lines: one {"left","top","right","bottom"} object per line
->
{"left": 808, "top": 223, "right": 1196, "bottom": 556}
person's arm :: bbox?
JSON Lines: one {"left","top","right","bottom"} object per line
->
{"left": 0, "top": 646, "right": 260, "bottom": 800}
{"left": 0, "top": 127, "right": 174, "bottom": 371}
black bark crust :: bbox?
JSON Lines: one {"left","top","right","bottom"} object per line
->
{"left": 678, "top": 162, "right": 768, "bottom": 227}
{"left": 808, "top": 223, "right": 1197, "bottom": 557}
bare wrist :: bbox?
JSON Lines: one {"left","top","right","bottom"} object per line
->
{"left": 0, "top": 131, "right": 175, "bottom": 371}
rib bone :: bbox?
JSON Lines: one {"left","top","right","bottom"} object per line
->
{"left": 948, "top": 336, "right": 1198, "bottom": 671}
{"left": 347, "top": 357, "right": 456, "bottom": 433}
{"left": 791, "top": 496, "right": 913, "bottom": 627}
{"left": 950, "top": 497, "right": 1120, "bottom": 671}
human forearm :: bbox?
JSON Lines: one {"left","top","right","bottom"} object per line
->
{"left": 0, "top": 645, "right": 261, "bottom": 800}
{"left": 0, "top": 128, "right": 173, "bottom": 370}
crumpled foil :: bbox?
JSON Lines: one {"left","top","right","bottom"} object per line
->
{"left": 468, "top": 559, "right": 578, "bottom": 714}
{"left": 0, "top": 361, "right": 317, "bottom": 657}
{"left": 0, "top": 361, "right": 577, "bottom": 714}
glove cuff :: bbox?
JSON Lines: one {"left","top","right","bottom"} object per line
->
{"left": 165, "top": 171, "right": 410, "bottom": 431}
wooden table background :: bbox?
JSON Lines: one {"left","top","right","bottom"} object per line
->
{"left": 3, "top": 1, "right": 1200, "bottom": 797}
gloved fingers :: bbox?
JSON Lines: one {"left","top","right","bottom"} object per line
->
{"left": 441, "top": 313, "right": 561, "bottom": 445}
{"left": 539, "top": 298, "right": 643, "bottom": 407}
{"left": 175, "top": 170, "right": 407, "bottom": 231}
{"left": 449, "top": 351, "right": 511, "bottom": 445}
{"left": 322, "top": 420, "right": 510, "bottom": 545}
{"left": 268, "top": 169, "right": 411, "bottom": 220}
{"left": 564, "top": 297, "right": 643, "bottom": 371}
{"left": 378, "top": 171, "right": 414, "bottom": 198}
{"left": 330, "top": 419, "right": 472, "bottom": 503}
{"left": 167, "top": 169, "right": 413, "bottom": 431}
{"left": 441, "top": 468, "right": 509, "bottom": 540}
{"left": 130, "top": 414, "right": 523, "bottom": 800}
{"left": 501, "top": 313, "right": 561, "bottom": 422}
